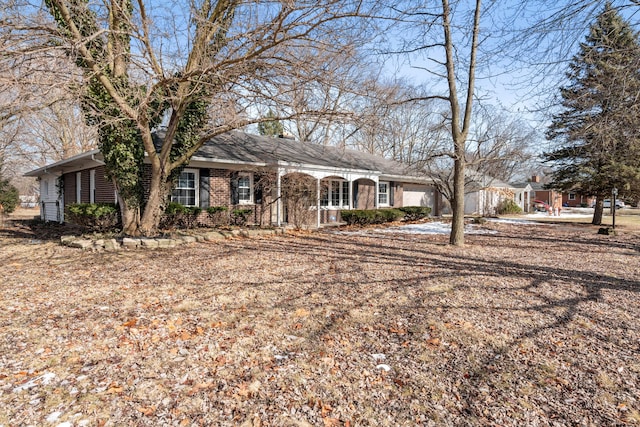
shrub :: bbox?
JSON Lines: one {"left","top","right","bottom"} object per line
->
{"left": 66, "top": 203, "right": 120, "bottom": 232}
{"left": 0, "top": 178, "right": 20, "bottom": 214}
{"left": 162, "top": 202, "right": 202, "bottom": 229}
{"left": 496, "top": 198, "right": 522, "bottom": 215}
{"left": 341, "top": 209, "right": 404, "bottom": 226}
{"left": 231, "top": 208, "right": 252, "bottom": 226}
{"left": 206, "top": 206, "right": 229, "bottom": 226}
{"left": 398, "top": 206, "right": 432, "bottom": 221}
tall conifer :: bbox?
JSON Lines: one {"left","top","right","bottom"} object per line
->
{"left": 545, "top": 2, "right": 640, "bottom": 224}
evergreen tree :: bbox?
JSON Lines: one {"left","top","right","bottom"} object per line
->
{"left": 258, "top": 110, "right": 284, "bottom": 138}
{"left": 545, "top": 2, "right": 640, "bottom": 224}
{"left": 0, "top": 178, "right": 20, "bottom": 214}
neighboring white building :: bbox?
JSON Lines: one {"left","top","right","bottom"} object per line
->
{"left": 38, "top": 172, "right": 64, "bottom": 222}
{"left": 464, "top": 171, "right": 516, "bottom": 216}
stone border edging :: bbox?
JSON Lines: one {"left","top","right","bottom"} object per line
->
{"left": 60, "top": 228, "right": 287, "bottom": 251}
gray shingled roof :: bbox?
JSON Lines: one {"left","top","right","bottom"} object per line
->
{"left": 28, "top": 131, "right": 427, "bottom": 182}
{"left": 190, "top": 131, "right": 416, "bottom": 178}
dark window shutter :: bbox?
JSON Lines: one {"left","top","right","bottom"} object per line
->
{"left": 353, "top": 181, "right": 359, "bottom": 209}
{"left": 230, "top": 172, "right": 239, "bottom": 205}
{"left": 254, "top": 173, "right": 263, "bottom": 204}
{"left": 199, "top": 169, "right": 210, "bottom": 209}
{"left": 389, "top": 181, "right": 395, "bottom": 207}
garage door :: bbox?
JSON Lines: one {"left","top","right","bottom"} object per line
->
{"left": 403, "top": 184, "right": 434, "bottom": 207}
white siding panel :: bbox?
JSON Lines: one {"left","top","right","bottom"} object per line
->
{"left": 40, "top": 174, "right": 64, "bottom": 223}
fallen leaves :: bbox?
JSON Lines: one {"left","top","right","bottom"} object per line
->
{"left": 137, "top": 405, "right": 156, "bottom": 416}
{"left": 122, "top": 318, "right": 137, "bottom": 328}
{"left": 1, "top": 223, "right": 640, "bottom": 426}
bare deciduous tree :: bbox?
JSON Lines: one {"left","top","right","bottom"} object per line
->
{"left": 6, "top": 0, "right": 382, "bottom": 235}
{"left": 390, "top": 0, "right": 485, "bottom": 245}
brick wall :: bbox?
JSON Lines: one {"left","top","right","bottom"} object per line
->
{"left": 209, "top": 168, "right": 231, "bottom": 207}
{"left": 392, "top": 182, "right": 403, "bottom": 208}
{"left": 356, "top": 179, "right": 376, "bottom": 209}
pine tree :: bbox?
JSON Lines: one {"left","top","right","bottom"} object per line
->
{"left": 258, "top": 110, "right": 284, "bottom": 138}
{"left": 545, "top": 2, "right": 640, "bottom": 224}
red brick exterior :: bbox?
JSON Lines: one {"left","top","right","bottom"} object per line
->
{"left": 356, "top": 179, "right": 376, "bottom": 209}
{"left": 391, "top": 182, "right": 403, "bottom": 208}
{"left": 209, "top": 168, "right": 231, "bottom": 207}
{"left": 62, "top": 165, "right": 414, "bottom": 227}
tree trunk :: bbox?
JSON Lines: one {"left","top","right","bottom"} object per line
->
{"left": 449, "top": 142, "right": 465, "bottom": 246}
{"left": 117, "top": 194, "right": 141, "bottom": 236}
{"left": 139, "top": 164, "right": 170, "bottom": 236}
{"left": 592, "top": 198, "right": 604, "bottom": 225}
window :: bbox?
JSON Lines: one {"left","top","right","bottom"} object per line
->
{"left": 43, "top": 179, "right": 49, "bottom": 197}
{"left": 378, "top": 181, "right": 389, "bottom": 206}
{"left": 171, "top": 169, "right": 199, "bottom": 206}
{"left": 568, "top": 192, "right": 576, "bottom": 201}
{"left": 237, "top": 173, "right": 253, "bottom": 204}
{"left": 321, "top": 179, "right": 349, "bottom": 208}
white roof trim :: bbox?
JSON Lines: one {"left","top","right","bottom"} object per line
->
{"left": 24, "top": 150, "right": 102, "bottom": 177}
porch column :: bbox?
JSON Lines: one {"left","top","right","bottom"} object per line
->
{"left": 374, "top": 178, "right": 379, "bottom": 208}
{"left": 276, "top": 170, "right": 282, "bottom": 227}
{"left": 348, "top": 180, "right": 353, "bottom": 210}
{"left": 316, "top": 178, "right": 321, "bottom": 228}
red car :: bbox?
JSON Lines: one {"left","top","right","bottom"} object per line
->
{"left": 533, "top": 200, "right": 551, "bottom": 212}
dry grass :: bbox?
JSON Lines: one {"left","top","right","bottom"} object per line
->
{"left": 1, "top": 218, "right": 639, "bottom": 426}
{"left": 507, "top": 207, "right": 640, "bottom": 229}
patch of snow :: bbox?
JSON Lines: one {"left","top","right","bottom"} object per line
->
{"left": 45, "top": 411, "right": 62, "bottom": 423}
{"left": 13, "top": 372, "right": 56, "bottom": 393}
{"left": 371, "top": 353, "right": 386, "bottom": 361}
{"left": 337, "top": 221, "right": 497, "bottom": 236}
{"left": 376, "top": 364, "right": 392, "bottom": 372}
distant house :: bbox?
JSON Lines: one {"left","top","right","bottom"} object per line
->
{"left": 561, "top": 191, "right": 592, "bottom": 208}
{"left": 464, "top": 171, "right": 516, "bottom": 216}
{"left": 25, "top": 131, "right": 441, "bottom": 227}
{"left": 528, "top": 175, "right": 556, "bottom": 208}
{"left": 509, "top": 181, "right": 533, "bottom": 213}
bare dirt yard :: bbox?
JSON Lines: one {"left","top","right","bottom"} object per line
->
{"left": 1, "top": 217, "right": 639, "bottom": 426}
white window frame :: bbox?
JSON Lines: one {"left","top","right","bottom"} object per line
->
{"left": 76, "top": 172, "right": 82, "bottom": 203}
{"left": 378, "top": 181, "right": 389, "bottom": 207}
{"left": 321, "top": 179, "right": 349, "bottom": 208}
{"left": 171, "top": 168, "right": 199, "bottom": 207}
{"left": 568, "top": 192, "right": 576, "bottom": 201}
{"left": 237, "top": 172, "right": 253, "bottom": 204}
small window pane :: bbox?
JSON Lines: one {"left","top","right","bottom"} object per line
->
{"left": 320, "top": 182, "right": 329, "bottom": 206}
{"left": 379, "top": 182, "right": 388, "bottom": 205}
{"left": 342, "top": 181, "right": 349, "bottom": 206}
{"left": 238, "top": 174, "right": 252, "bottom": 203}
{"left": 172, "top": 170, "right": 197, "bottom": 206}
{"left": 331, "top": 181, "right": 340, "bottom": 206}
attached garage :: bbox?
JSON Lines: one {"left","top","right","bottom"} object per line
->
{"left": 402, "top": 183, "right": 439, "bottom": 215}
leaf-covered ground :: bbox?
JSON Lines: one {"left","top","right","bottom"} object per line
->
{"left": 1, "top": 219, "right": 639, "bottom": 426}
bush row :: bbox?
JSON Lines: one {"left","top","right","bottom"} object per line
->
{"left": 66, "top": 203, "right": 432, "bottom": 231}
{"left": 66, "top": 203, "right": 120, "bottom": 232}
{"left": 341, "top": 206, "right": 431, "bottom": 226}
